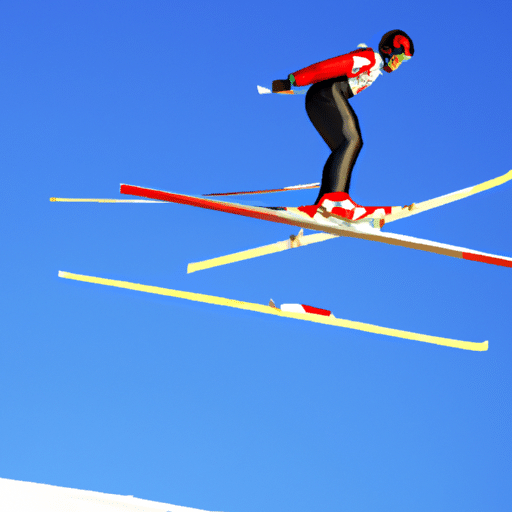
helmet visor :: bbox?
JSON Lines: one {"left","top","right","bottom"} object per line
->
{"left": 383, "top": 52, "right": 411, "bottom": 72}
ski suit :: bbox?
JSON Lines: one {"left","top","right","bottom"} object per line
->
{"left": 291, "top": 47, "right": 384, "bottom": 203}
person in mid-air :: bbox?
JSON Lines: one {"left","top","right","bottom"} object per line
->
{"left": 272, "top": 30, "right": 414, "bottom": 215}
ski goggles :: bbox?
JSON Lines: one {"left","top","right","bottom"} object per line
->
{"left": 383, "top": 52, "right": 412, "bottom": 72}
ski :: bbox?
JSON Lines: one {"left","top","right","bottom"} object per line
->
{"left": 383, "top": 169, "right": 512, "bottom": 224}
{"left": 203, "top": 182, "right": 320, "bottom": 197}
{"left": 187, "top": 230, "right": 337, "bottom": 273}
{"left": 58, "top": 270, "right": 488, "bottom": 351}
{"left": 120, "top": 183, "right": 512, "bottom": 269}
{"left": 50, "top": 197, "right": 164, "bottom": 203}
{"left": 53, "top": 170, "right": 512, "bottom": 217}
{"left": 185, "top": 170, "right": 512, "bottom": 270}
{"left": 202, "top": 168, "right": 512, "bottom": 215}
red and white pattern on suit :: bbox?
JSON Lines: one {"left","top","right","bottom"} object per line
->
{"left": 292, "top": 46, "right": 384, "bottom": 95}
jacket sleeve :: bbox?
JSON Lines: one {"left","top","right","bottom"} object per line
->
{"left": 291, "top": 48, "right": 376, "bottom": 87}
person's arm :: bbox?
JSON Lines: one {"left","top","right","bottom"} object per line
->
{"left": 272, "top": 48, "right": 375, "bottom": 92}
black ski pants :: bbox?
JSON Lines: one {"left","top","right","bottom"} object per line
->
{"left": 305, "top": 78, "right": 362, "bottom": 204}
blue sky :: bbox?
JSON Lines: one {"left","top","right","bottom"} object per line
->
{"left": 1, "top": 1, "right": 512, "bottom": 511}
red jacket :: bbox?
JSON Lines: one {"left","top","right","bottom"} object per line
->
{"left": 292, "top": 47, "right": 382, "bottom": 94}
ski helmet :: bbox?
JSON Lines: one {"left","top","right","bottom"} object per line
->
{"left": 379, "top": 30, "right": 414, "bottom": 60}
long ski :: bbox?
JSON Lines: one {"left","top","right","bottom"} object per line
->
{"left": 52, "top": 170, "right": 512, "bottom": 215}
{"left": 50, "top": 197, "right": 164, "bottom": 203}
{"left": 203, "top": 182, "right": 320, "bottom": 197}
{"left": 383, "top": 169, "right": 512, "bottom": 224}
{"left": 120, "top": 183, "right": 512, "bottom": 269}
{"left": 203, "top": 169, "right": 512, "bottom": 217}
{"left": 59, "top": 270, "right": 488, "bottom": 351}
{"left": 187, "top": 230, "right": 337, "bottom": 273}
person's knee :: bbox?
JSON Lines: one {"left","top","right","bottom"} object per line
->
{"left": 345, "top": 130, "right": 362, "bottom": 153}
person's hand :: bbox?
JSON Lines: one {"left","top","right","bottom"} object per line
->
{"left": 272, "top": 79, "right": 291, "bottom": 92}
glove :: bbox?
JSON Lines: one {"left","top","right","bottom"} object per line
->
{"left": 272, "top": 79, "right": 291, "bottom": 93}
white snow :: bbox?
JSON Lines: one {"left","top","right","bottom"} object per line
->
{"left": 0, "top": 477, "right": 220, "bottom": 512}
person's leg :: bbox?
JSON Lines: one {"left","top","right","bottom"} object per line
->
{"left": 306, "top": 82, "right": 363, "bottom": 203}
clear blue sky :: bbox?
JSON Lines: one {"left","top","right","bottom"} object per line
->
{"left": 1, "top": 1, "right": 512, "bottom": 511}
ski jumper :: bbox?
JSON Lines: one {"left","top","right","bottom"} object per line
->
{"left": 290, "top": 47, "right": 384, "bottom": 204}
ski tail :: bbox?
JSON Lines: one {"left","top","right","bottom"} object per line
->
{"left": 203, "top": 182, "right": 320, "bottom": 197}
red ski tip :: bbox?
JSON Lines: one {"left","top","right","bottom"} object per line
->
{"left": 280, "top": 304, "right": 333, "bottom": 317}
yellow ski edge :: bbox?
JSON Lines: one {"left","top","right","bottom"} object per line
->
{"left": 385, "top": 169, "right": 512, "bottom": 224}
{"left": 58, "top": 271, "right": 488, "bottom": 352}
{"left": 187, "top": 232, "right": 337, "bottom": 273}
{"left": 50, "top": 198, "right": 164, "bottom": 203}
